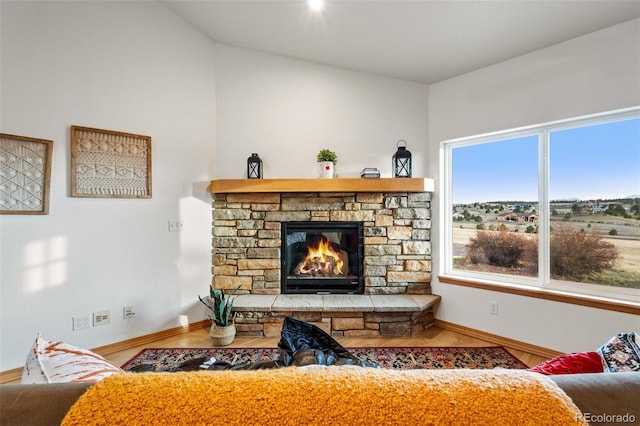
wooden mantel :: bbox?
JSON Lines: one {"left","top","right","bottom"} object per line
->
{"left": 209, "top": 178, "right": 435, "bottom": 194}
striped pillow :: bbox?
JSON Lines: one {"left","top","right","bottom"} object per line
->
{"left": 21, "top": 334, "right": 123, "bottom": 384}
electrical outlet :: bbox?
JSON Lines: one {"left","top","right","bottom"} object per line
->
{"left": 123, "top": 306, "right": 136, "bottom": 319}
{"left": 72, "top": 315, "right": 92, "bottom": 331}
{"left": 489, "top": 302, "right": 499, "bottom": 315}
{"left": 93, "top": 310, "right": 111, "bottom": 326}
{"left": 168, "top": 220, "right": 183, "bottom": 232}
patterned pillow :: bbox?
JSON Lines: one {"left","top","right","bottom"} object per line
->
{"left": 21, "top": 334, "right": 123, "bottom": 384}
{"left": 597, "top": 331, "right": 640, "bottom": 372}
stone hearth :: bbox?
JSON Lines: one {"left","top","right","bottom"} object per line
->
{"left": 233, "top": 294, "right": 440, "bottom": 338}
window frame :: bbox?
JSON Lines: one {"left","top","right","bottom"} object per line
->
{"left": 439, "top": 107, "right": 640, "bottom": 307}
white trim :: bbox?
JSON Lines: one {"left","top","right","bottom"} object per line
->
{"left": 538, "top": 130, "right": 550, "bottom": 285}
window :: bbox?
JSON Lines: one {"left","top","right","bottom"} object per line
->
{"left": 442, "top": 108, "right": 640, "bottom": 304}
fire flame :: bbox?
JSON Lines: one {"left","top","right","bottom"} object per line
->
{"left": 297, "top": 236, "right": 344, "bottom": 276}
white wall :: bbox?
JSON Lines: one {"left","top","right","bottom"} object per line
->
{"left": 214, "top": 44, "right": 429, "bottom": 179}
{"left": 0, "top": 1, "right": 216, "bottom": 371}
{"left": 428, "top": 19, "right": 640, "bottom": 353}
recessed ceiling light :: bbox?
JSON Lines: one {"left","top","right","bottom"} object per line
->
{"left": 307, "top": 0, "right": 325, "bottom": 12}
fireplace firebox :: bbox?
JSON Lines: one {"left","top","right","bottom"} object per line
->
{"left": 281, "top": 221, "right": 364, "bottom": 294}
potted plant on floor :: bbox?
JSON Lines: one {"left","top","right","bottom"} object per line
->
{"left": 198, "top": 286, "right": 239, "bottom": 346}
{"left": 317, "top": 148, "right": 338, "bottom": 178}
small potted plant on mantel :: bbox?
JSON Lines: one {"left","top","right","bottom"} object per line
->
{"left": 198, "top": 286, "right": 239, "bottom": 346}
{"left": 317, "top": 148, "right": 338, "bottom": 178}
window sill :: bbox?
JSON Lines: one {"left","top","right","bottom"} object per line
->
{"left": 438, "top": 275, "right": 639, "bottom": 315}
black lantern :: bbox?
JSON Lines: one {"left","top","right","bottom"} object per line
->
{"left": 247, "top": 153, "right": 263, "bottom": 179}
{"left": 392, "top": 140, "right": 412, "bottom": 178}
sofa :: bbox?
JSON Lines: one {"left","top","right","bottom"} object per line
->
{"left": 1, "top": 370, "right": 639, "bottom": 425}
{"left": 3, "top": 321, "right": 638, "bottom": 425}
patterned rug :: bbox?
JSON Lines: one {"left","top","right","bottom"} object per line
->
{"left": 121, "top": 346, "right": 529, "bottom": 371}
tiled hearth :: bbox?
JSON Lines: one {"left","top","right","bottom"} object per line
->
{"left": 210, "top": 178, "right": 438, "bottom": 337}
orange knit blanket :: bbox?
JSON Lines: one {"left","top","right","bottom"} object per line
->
{"left": 62, "top": 367, "right": 587, "bottom": 425}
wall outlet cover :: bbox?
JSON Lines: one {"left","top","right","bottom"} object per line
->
{"left": 93, "top": 310, "right": 111, "bottom": 326}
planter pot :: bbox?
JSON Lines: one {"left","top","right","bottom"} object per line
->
{"left": 318, "top": 161, "right": 334, "bottom": 178}
{"left": 209, "top": 323, "right": 236, "bottom": 346}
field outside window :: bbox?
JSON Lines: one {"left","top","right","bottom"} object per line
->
{"left": 443, "top": 108, "right": 640, "bottom": 303}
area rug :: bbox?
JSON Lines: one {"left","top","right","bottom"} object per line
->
{"left": 121, "top": 346, "right": 528, "bottom": 371}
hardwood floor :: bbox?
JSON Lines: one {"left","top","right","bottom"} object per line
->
{"left": 103, "top": 325, "right": 549, "bottom": 370}
{"left": 1, "top": 325, "right": 550, "bottom": 384}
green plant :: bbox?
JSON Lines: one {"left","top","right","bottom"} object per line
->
{"left": 316, "top": 148, "right": 338, "bottom": 163}
{"left": 198, "top": 286, "right": 239, "bottom": 326}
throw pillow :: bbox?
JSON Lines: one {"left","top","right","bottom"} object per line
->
{"left": 21, "top": 334, "right": 124, "bottom": 384}
{"left": 597, "top": 331, "right": 640, "bottom": 372}
{"left": 528, "top": 351, "right": 604, "bottom": 375}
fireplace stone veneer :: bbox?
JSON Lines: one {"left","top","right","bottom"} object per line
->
{"left": 210, "top": 180, "right": 435, "bottom": 337}
{"left": 213, "top": 191, "right": 431, "bottom": 295}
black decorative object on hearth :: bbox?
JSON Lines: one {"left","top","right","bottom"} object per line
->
{"left": 392, "top": 140, "right": 412, "bottom": 178}
{"left": 247, "top": 153, "right": 263, "bottom": 179}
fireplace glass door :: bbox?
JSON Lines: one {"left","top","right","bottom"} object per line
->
{"left": 281, "top": 221, "right": 364, "bottom": 294}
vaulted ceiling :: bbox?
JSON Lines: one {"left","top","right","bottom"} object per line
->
{"left": 163, "top": 0, "right": 640, "bottom": 84}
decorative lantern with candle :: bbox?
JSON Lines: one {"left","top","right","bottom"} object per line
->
{"left": 247, "top": 153, "right": 263, "bottom": 179}
{"left": 392, "top": 140, "right": 412, "bottom": 178}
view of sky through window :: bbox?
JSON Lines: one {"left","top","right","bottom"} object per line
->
{"left": 452, "top": 118, "right": 639, "bottom": 204}
{"left": 452, "top": 135, "right": 538, "bottom": 204}
{"left": 550, "top": 118, "right": 640, "bottom": 201}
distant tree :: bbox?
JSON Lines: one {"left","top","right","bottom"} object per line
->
{"left": 606, "top": 203, "right": 628, "bottom": 217}
{"left": 466, "top": 224, "right": 618, "bottom": 280}
{"left": 467, "top": 229, "right": 536, "bottom": 268}
{"left": 550, "top": 224, "right": 618, "bottom": 281}
{"left": 609, "top": 229, "right": 618, "bottom": 236}
{"left": 476, "top": 223, "right": 485, "bottom": 230}
{"left": 525, "top": 225, "right": 536, "bottom": 234}
{"left": 551, "top": 209, "right": 559, "bottom": 216}
{"left": 563, "top": 213, "right": 572, "bottom": 221}
{"left": 571, "top": 203, "right": 580, "bottom": 213}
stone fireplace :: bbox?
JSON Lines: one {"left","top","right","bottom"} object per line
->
{"left": 212, "top": 182, "right": 432, "bottom": 295}
{"left": 209, "top": 178, "right": 439, "bottom": 338}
